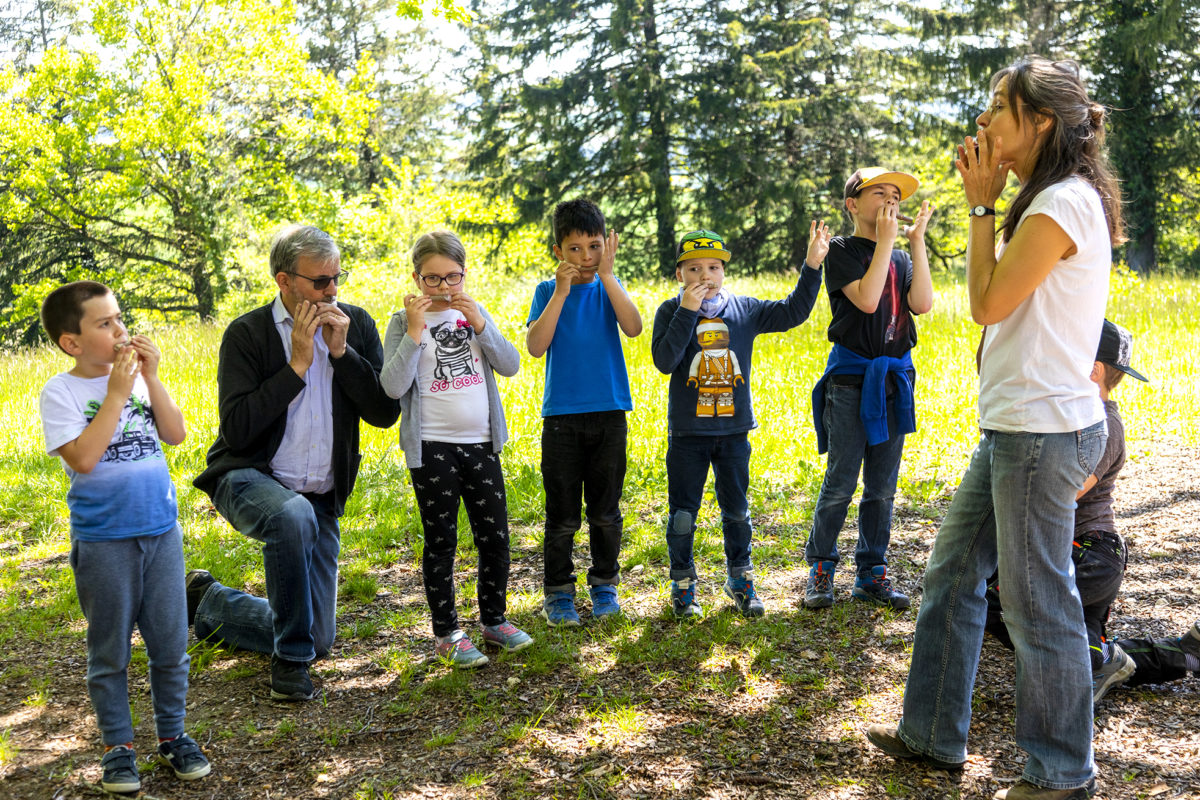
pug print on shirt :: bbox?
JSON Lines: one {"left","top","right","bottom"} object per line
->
{"left": 416, "top": 309, "right": 491, "bottom": 442}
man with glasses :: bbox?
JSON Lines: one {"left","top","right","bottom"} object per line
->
{"left": 189, "top": 225, "right": 400, "bottom": 701}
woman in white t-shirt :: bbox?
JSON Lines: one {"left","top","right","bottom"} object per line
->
{"left": 381, "top": 230, "right": 532, "bottom": 668}
{"left": 867, "top": 58, "right": 1125, "bottom": 799}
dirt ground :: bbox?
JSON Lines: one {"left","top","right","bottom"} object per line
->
{"left": 2, "top": 439, "right": 1198, "bottom": 800}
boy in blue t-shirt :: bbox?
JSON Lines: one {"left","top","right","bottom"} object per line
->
{"left": 526, "top": 198, "right": 643, "bottom": 626}
{"left": 652, "top": 226, "right": 830, "bottom": 618}
{"left": 38, "top": 281, "right": 210, "bottom": 793}
{"left": 803, "top": 167, "right": 934, "bottom": 611}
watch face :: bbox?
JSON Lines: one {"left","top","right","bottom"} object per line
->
{"left": 973, "top": 206, "right": 985, "bottom": 216}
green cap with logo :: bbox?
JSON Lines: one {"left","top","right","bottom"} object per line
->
{"left": 676, "top": 230, "right": 732, "bottom": 264}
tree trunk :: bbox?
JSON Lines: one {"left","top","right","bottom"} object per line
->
{"left": 642, "top": 0, "right": 677, "bottom": 277}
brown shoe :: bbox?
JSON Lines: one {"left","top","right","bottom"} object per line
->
{"left": 865, "top": 724, "right": 965, "bottom": 771}
{"left": 994, "top": 778, "right": 1096, "bottom": 799}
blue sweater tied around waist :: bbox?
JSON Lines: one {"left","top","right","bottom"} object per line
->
{"left": 811, "top": 343, "right": 916, "bottom": 454}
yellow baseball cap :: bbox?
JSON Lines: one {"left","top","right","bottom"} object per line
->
{"left": 844, "top": 167, "right": 919, "bottom": 201}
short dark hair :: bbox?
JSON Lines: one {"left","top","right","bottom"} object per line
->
{"left": 41, "top": 281, "right": 112, "bottom": 353}
{"left": 1100, "top": 363, "right": 1125, "bottom": 392}
{"left": 552, "top": 198, "right": 606, "bottom": 246}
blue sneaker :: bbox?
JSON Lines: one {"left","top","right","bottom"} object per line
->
{"left": 671, "top": 578, "right": 703, "bottom": 619}
{"left": 157, "top": 734, "right": 211, "bottom": 781}
{"left": 100, "top": 745, "right": 141, "bottom": 793}
{"left": 803, "top": 560, "right": 836, "bottom": 609}
{"left": 852, "top": 566, "right": 910, "bottom": 610}
{"left": 724, "top": 572, "right": 765, "bottom": 618}
{"left": 541, "top": 591, "right": 581, "bottom": 627}
{"left": 589, "top": 585, "right": 621, "bottom": 618}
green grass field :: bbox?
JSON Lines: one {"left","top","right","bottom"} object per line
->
{"left": 1, "top": 269, "right": 1198, "bottom": 797}
{"left": 1, "top": 270, "right": 1197, "bottom": 644}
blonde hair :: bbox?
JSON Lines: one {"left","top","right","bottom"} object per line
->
{"left": 411, "top": 230, "right": 466, "bottom": 271}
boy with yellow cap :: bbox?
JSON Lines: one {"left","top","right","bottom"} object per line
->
{"left": 803, "top": 167, "right": 934, "bottom": 610}
{"left": 652, "top": 223, "right": 830, "bottom": 618}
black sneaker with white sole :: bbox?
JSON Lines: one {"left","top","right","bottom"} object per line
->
{"left": 270, "top": 654, "right": 314, "bottom": 701}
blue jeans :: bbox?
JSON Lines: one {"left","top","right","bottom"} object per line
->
{"left": 541, "top": 411, "right": 626, "bottom": 593}
{"left": 805, "top": 380, "right": 907, "bottom": 578}
{"left": 71, "top": 525, "right": 189, "bottom": 745}
{"left": 195, "top": 468, "right": 340, "bottom": 663}
{"left": 665, "top": 433, "right": 753, "bottom": 581}
{"left": 897, "top": 424, "right": 1105, "bottom": 790}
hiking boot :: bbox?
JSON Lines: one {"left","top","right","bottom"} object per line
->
{"left": 1180, "top": 620, "right": 1200, "bottom": 660}
{"left": 994, "top": 778, "right": 1096, "bottom": 799}
{"left": 852, "top": 566, "right": 910, "bottom": 610}
{"left": 435, "top": 630, "right": 489, "bottom": 668}
{"left": 671, "top": 578, "right": 703, "bottom": 619}
{"left": 1092, "top": 642, "right": 1135, "bottom": 704}
{"left": 541, "top": 591, "right": 581, "bottom": 627}
{"left": 804, "top": 561, "right": 835, "bottom": 609}
{"left": 724, "top": 572, "right": 765, "bottom": 618}
{"left": 185, "top": 569, "right": 215, "bottom": 627}
{"left": 589, "top": 585, "right": 622, "bottom": 619}
{"left": 482, "top": 621, "right": 534, "bottom": 652}
{"left": 157, "top": 734, "right": 211, "bottom": 781}
{"left": 270, "top": 654, "right": 315, "bottom": 701}
{"left": 865, "top": 724, "right": 965, "bottom": 771}
{"left": 100, "top": 745, "right": 140, "bottom": 793}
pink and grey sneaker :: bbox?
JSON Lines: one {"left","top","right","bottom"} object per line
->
{"left": 435, "top": 630, "right": 489, "bottom": 668}
{"left": 482, "top": 621, "right": 534, "bottom": 652}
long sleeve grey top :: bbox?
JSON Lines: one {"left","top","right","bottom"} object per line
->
{"left": 380, "top": 305, "right": 519, "bottom": 468}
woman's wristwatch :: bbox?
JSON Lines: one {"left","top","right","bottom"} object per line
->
{"left": 969, "top": 205, "right": 996, "bottom": 218}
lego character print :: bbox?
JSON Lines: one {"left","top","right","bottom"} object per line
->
{"left": 687, "top": 318, "right": 743, "bottom": 417}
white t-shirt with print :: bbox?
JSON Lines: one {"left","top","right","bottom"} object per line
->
{"left": 979, "top": 177, "right": 1109, "bottom": 433}
{"left": 40, "top": 372, "right": 178, "bottom": 541}
{"left": 416, "top": 309, "right": 491, "bottom": 443}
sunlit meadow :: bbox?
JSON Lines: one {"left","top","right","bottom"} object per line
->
{"left": 2, "top": 264, "right": 1196, "bottom": 647}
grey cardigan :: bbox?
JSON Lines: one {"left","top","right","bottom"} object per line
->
{"left": 380, "top": 305, "right": 519, "bottom": 468}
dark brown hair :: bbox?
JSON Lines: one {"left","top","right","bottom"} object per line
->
{"left": 993, "top": 57, "right": 1125, "bottom": 246}
{"left": 41, "top": 280, "right": 112, "bottom": 353}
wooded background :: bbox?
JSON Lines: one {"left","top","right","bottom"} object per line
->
{"left": 2, "top": 0, "right": 1197, "bottom": 346}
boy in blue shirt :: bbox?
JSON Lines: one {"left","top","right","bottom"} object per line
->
{"left": 652, "top": 225, "right": 830, "bottom": 617}
{"left": 526, "top": 198, "right": 643, "bottom": 625}
{"left": 38, "top": 281, "right": 210, "bottom": 793}
{"left": 804, "top": 167, "right": 934, "bottom": 610}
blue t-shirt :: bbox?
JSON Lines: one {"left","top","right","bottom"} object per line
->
{"left": 526, "top": 276, "right": 633, "bottom": 417}
{"left": 40, "top": 373, "right": 178, "bottom": 542}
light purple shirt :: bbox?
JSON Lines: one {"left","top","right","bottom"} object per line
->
{"left": 269, "top": 295, "right": 335, "bottom": 494}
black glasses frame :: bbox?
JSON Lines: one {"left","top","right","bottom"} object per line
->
{"left": 418, "top": 272, "right": 465, "bottom": 287}
{"left": 289, "top": 269, "right": 350, "bottom": 290}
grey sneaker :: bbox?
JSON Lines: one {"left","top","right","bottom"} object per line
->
{"left": 803, "top": 561, "right": 835, "bottom": 609}
{"left": 1092, "top": 642, "right": 1135, "bottom": 704}
{"left": 435, "top": 630, "right": 489, "bottom": 668}
{"left": 852, "top": 566, "right": 910, "bottom": 610}
{"left": 1180, "top": 620, "right": 1200, "bottom": 660}
{"left": 671, "top": 578, "right": 703, "bottom": 619}
{"left": 157, "top": 734, "right": 211, "bottom": 781}
{"left": 482, "top": 621, "right": 534, "bottom": 652}
{"left": 100, "top": 745, "right": 141, "bottom": 793}
{"left": 724, "top": 572, "right": 765, "bottom": 618}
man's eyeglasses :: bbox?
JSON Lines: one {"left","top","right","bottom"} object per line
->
{"left": 289, "top": 270, "right": 350, "bottom": 290}
{"left": 418, "top": 272, "right": 465, "bottom": 287}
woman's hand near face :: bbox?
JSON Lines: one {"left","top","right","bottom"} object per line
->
{"left": 956, "top": 130, "right": 1011, "bottom": 208}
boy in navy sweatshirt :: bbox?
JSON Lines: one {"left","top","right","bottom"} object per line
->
{"left": 651, "top": 225, "right": 830, "bottom": 618}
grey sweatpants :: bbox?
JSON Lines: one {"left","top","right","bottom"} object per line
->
{"left": 69, "top": 525, "right": 189, "bottom": 745}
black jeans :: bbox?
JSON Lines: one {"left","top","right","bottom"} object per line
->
{"left": 986, "top": 530, "right": 1126, "bottom": 671}
{"left": 541, "top": 411, "right": 626, "bottom": 593}
{"left": 411, "top": 441, "right": 511, "bottom": 637}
